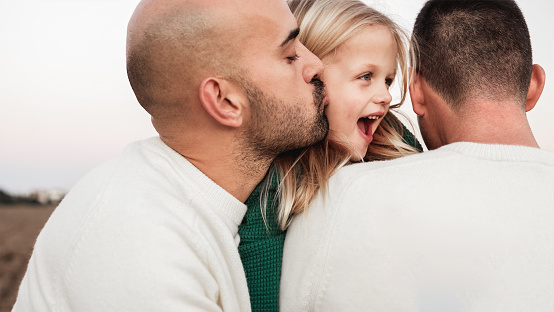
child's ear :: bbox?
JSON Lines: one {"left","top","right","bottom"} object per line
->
{"left": 199, "top": 77, "right": 244, "bottom": 128}
{"left": 525, "top": 64, "right": 546, "bottom": 112}
{"left": 409, "top": 72, "right": 426, "bottom": 116}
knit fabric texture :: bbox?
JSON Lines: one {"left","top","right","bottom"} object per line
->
{"left": 239, "top": 124, "right": 422, "bottom": 311}
{"left": 401, "top": 123, "right": 423, "bottom": 152}
{"left": 239, "top": 174, "right": 284, "bottom": 312}
{"left": 281, "top": 142, "right": 554, "bottom": 311}
{"left": 13, "top": 138, "right": 251, "bottom": 311}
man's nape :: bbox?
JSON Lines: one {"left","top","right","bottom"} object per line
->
{"left": 410, "top": 0, "right": 545, "bottom": 149}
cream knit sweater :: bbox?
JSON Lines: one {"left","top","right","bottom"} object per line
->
{"left": 281, "top": 142, "right": 554, "bottom": 312}
{"left": 13, "top": 137, "right": 251, "bottom": 312}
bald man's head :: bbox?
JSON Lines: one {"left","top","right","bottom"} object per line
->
{"left": 126, "top": 0, "right": 242, "bottom": 117}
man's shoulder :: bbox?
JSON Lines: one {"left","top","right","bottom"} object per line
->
{"left": 78, "top": 137, "right": 172, "bottom": 183}
{"left": 334, "top": 142, "right": 554, "bottom": 184}
{"left": 333, "top": 148, "right": 447, "bottom": 183}
{"left": 56, "top": 136, "right": 220, "bottom": 237}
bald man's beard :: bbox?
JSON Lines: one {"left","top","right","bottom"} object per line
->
{"left": 242, "top": 78, "right": 328, "bottom": 159}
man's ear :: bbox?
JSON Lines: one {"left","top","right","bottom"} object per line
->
{"left": 199, "top": 77, "right": 244, "bottom": 128}
{"left": 525, "top": 64, "right": 546, "bottom": 112}
{"left": 409, "top": 72, "right": 426, "bottom": 116}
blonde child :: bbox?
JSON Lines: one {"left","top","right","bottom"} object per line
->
{"left": 274, "top": 0, "right": 421, "bottom": 229}
{"left": 238, "top": 0, "right": 421, "bottom": 310}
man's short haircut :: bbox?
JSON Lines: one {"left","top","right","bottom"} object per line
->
{"left": 412, "top": 0, "right": 533, "bottom": 109}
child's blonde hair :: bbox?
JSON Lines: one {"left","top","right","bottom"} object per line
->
{"left": 264, "top": 0, "right": 419, "bottom": 230}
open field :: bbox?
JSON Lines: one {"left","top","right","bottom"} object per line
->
{"left": 0, "top": 204, "right": 56, "bottom": 312}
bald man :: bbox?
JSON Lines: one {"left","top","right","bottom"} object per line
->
{"left": 12, "top": 0, "right": 327, "bottom": 311}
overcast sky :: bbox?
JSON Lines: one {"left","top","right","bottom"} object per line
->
{"left": 1, "top": 0, "right": 552, "bottom": 194}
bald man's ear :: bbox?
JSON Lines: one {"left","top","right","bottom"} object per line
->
{"left": 409, "top": 72, "right": 426, "bottom": 117}
{"left": 199, "top": 78, "right": 244, "bottom": 128}
{"left": 525, "top": 64, "right": 546, "bottom": 112}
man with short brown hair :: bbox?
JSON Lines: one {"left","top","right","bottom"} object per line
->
{"left": 281, "top": 1, "right": 554, "bottom": 310}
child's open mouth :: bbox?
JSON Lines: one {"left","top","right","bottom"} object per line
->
{"left": 357, "top": 116, "right": 380, "bottom": 138}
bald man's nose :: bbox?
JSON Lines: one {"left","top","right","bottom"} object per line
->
{"left": 299, "top": 43, "right": 324, "bottom": 84}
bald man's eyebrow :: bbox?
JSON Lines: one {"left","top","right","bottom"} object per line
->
{"left": 280, "top": 28, "right": 300, "bottom": 48}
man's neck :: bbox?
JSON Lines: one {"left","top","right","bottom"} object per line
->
{"left": 162, "top": 138, "right": 272, "bottom": 203}
{"left": 154, "top": 115, "right": 275, "bottom": 202}
{"left": 189, "top": 157, "right": 271, "bottom": 203}
{"left": 445, "top": 102, "right": 539, "bottom": 148}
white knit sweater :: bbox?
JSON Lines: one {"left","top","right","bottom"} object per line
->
{"left": 13, "top": 137, "right": 251, "bottom": 312}
{"left": 281, "top": 142, "right": 554, "bottom": 312}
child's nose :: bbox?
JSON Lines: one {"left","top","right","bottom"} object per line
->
{"left": 372, "top": 85, "right": 392, "bottom": 105}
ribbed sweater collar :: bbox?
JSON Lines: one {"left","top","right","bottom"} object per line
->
{"left": 440, "top": 142, "right": 554, "bottom": 165}
{"left": 149, "top": 137, "right": 247, "bottom": 227}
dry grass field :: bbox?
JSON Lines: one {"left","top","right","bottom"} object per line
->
{"left": 0, "top": 204, "right": 55, "bottom": 312}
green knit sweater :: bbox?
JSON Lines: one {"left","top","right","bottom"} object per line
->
{"left": 238, "top": 124, "right": 422, "bottom": 312}
{"left": 238, "top": 174, "right": 283, "bottom": 312}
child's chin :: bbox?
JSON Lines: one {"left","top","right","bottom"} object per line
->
{"left": 350, "top": 148, "right": 367, "bottom": 162}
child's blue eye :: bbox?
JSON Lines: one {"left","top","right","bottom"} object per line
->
{"left": 360, "top": 73, "right": 371, "bottom": 81}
